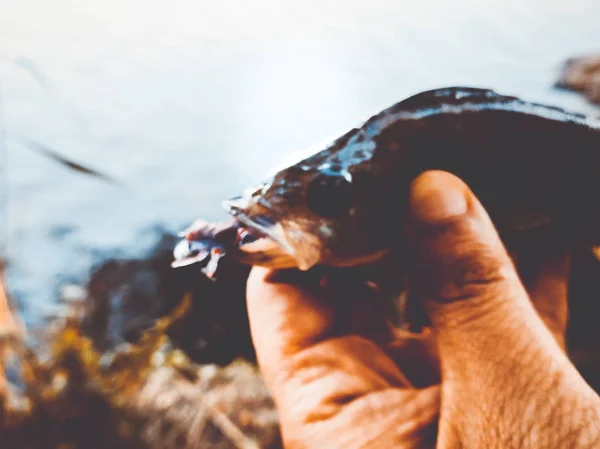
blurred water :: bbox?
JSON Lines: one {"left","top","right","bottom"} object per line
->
{"left": 0, "top": 0, "right": 599, "bottom": 327}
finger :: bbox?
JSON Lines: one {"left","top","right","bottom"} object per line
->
{"left": 0, "top": 271, "right": 22, "bottom": 393}
{"left": 246, "top": 268, "right": 412, "bottom": 398}
{"left": 0, "top": 270, "right": 19, "bottom": 333}
{"left": 405, "top": 170, "right": 570, "bottom": 382}
{"left": 246, "top": 267, "right": 335, "bottom": 385}
{"left": 246, "top": 267, "right": 393, "bottom": 365}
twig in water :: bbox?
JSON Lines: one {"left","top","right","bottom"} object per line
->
{"left": 18, "top": 138, "right": 122, "bottom": 187}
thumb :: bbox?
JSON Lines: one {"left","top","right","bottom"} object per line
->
{"left": 405, "top": 171, "right": 567, "bottom": 382}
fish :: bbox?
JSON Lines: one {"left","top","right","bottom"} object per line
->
{"left": 176, "top": 87, "right": 600, "bottom": 273}
{"left": 172, "top": 219, "right": 244, "bottom": 279}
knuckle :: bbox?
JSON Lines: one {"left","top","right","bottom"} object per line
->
{"left": 430, "top": 240, "right": 517, "bottom": 304}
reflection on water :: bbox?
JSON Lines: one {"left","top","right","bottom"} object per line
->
{"left": 0, "top": 0, "right": 599, "bottom": 327}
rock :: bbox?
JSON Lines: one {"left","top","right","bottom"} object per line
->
{"left": 556, "top": 54, "right": 600, "bottom": 105}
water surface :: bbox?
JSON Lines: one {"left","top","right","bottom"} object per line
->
{"left": 0, "top": 0, "right": 599, "bottom": 327}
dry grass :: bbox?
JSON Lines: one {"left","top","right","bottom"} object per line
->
{"left": 0, "top": 294, "right": 282, "bottom": 449}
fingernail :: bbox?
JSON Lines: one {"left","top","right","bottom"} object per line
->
{"left": 409, "top": 171, "right": 469, "bottom": 227}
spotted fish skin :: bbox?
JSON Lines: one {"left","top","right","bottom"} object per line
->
{"left": 220, "top": 87, "right": 600, "bottom": 271}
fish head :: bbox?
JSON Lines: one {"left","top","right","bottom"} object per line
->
{"left": 223, "top": 131, "right": 398, "bottom": 270}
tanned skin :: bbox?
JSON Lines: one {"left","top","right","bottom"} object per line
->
{"left": 0, "top": 265, "right": 21, "bottom": 392}
{"left": 246, "top": 170, "right": 600, "bottom": 449}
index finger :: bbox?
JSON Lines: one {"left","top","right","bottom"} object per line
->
{"left": 246, "top": 267, "right": 404, "bottom": 386}
{"left": 246, "top": 267, "right": 336, "bottom": 385}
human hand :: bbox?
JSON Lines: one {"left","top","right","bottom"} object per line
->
{"left": 246, "top": 170, "right": 600, "bottom": 448}
{"left": 0, "top": 263, "right": 22, "bottom": 392}
{"left": 0, "top": 265, "right": 19, "bottom": 336}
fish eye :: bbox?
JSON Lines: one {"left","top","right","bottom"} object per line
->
{"left": 305, "top": 169, "right": 353, "bottom": 218}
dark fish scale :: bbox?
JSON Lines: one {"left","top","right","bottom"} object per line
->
{"left": 207, "top": 86, "right": 600, "bottom": 271}
{"left": 389, "top": 86, "right": 517, "bottom": 112}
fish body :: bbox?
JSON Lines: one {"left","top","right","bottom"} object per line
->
{"left": 182, "top": 87, "right": 600, "bottom": 272}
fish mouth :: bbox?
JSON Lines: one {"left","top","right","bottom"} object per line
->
{"left": 171, "top": 239, "right": 213, "bottom": 268}
{"left": 222, "top": 198, "right": 301, "bottom": 269}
